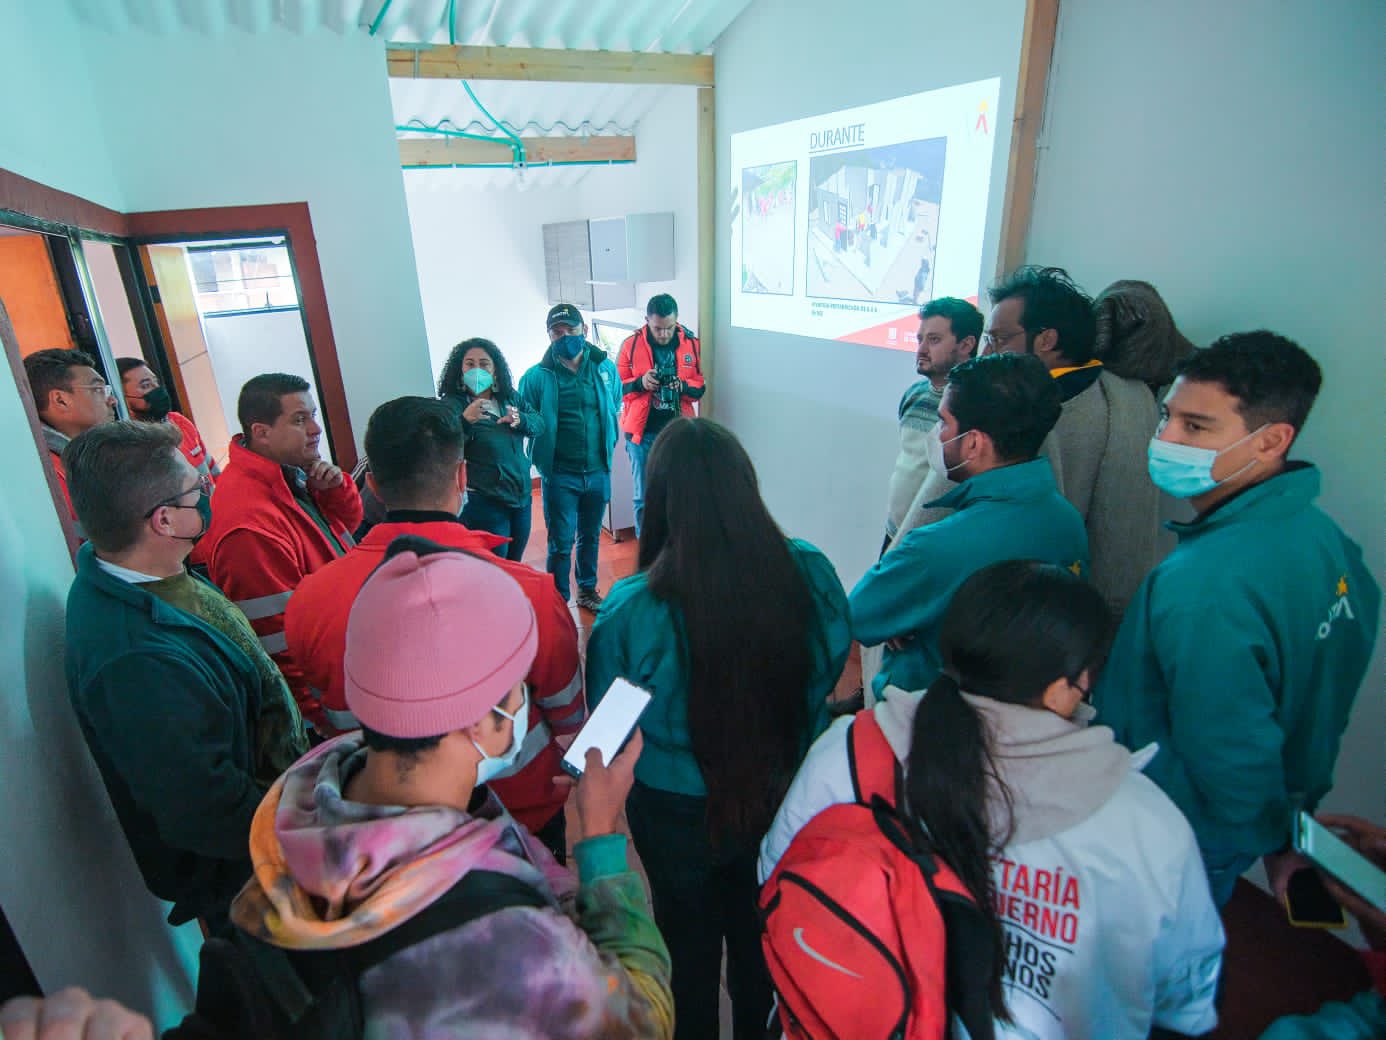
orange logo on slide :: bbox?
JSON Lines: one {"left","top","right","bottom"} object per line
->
{"left": 976, "top": 99, "right": 990, "bottom": 134}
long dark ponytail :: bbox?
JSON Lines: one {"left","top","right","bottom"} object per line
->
{"left": 640, "top": 418, "right": 818, "bottom": 848}
{"left": 905, "top": 560, "right": 1111, "bottom": 1018}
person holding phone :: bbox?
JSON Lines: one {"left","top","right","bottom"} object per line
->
{"left": 437, "top": 337, "right": 542, "bottom": 561}
{"left": 1260, "top": 815, "right": 1386, "bottom": 1040}
{"left": 586, "top": 417, "right": 851, "bottom": 1040}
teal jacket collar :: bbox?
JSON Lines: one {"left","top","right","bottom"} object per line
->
{"left": 930, "top": 457, "right": 1059, "bottom": 510}
{"left": 1168, "top": 463, "right": 1320, "bottom": 540}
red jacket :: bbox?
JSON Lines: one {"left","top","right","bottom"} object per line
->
{"left": 617, "top": 326, "right": 704, "bottom": 443}
{"left": 284, "top": 518, "right": 585, "bottom": 832}
{"left": 168, "top": 411, "right": 220, "bottom": 488}
{"left": 192, "top": 437, "right": 362, "bottom": 730}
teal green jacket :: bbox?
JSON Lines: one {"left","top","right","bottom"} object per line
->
{"left": 851, "top": 458, "right": 1089, "bottom": 695}
{"left": 518, "top": 344, "right": 622, "bottom": 480}
{"left": 1097, "top": 465, "right": 1379, "bottom": 874}
{"left": 585, "top": 539, "right": 851, "bottom": 797}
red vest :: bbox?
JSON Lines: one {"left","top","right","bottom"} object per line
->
{"left": 617, "top": 326, "right": 704, "bottom": 443}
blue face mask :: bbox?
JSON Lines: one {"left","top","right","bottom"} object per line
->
{"left": 462, "top": 368, "right": 493, "bottom": 395}
{"left": 554, "top": 334, "right": 586, "bottom": 361}
{"left": 472, "top": 686, "right": 529, "bottom": 785}
{"left": 1147, "top": 425, "right": 1265, "bottom": 498}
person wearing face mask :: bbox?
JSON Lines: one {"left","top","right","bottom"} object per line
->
{"left": 116, "top": 357, "right": 222, "bottom": 490}
{"left": 762, "top": 561, "right": 1224, "bottom": 1039}
{"left": 435, "top": 337, "right": 541, "bottom": 559}
{"left": 850, "top": 353, "right": 1089, "bottom": 699}
{"left": 1097, "top": 332, "right": 1380, "bottom": 908}
{"left": 228, "top": 540, "right": 673, "bottom": 1039}
{"left": 286, "top": 397, "right": 583, "bottom": 863}
{"left": 518, "top": 304, "right": 622, "bottom": 611}
{"left": 60, "top": 421, "right": 307, "bottom": 933}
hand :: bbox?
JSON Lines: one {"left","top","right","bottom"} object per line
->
{"left": 1264, "top": 847, "right": 1312, "bottom": 903}
{"left": 305, "top": 460, "right": 344, "bottom": 491}
{"left": 885, "top": 634, "right": 916, "bottom": 652}
{"left": 641, "top": 371, "right": 660, "bottom": 391}
{"left": 501, "top": 405, "right": 522, "bottom": 428}
{"left": 462, "top": 397, "right": 489, "bottom": 424}
{"left": 1315, "top": 814, "right": 1386, "bottom": 948}
{"left": 561, "top": 729, "right": 643, "bottom": 840}
{"left": 0, "top": 988, "right": 154, "bottom": 1040}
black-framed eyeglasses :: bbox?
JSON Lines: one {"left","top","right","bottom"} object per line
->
{"left": 144, "top": 477, "right": 212, "bottom": 518}
{"left": 980, "top": 328, "right": 1027, "bottom": 349}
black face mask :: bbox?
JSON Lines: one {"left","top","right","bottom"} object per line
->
{"left": 136, "top": 386, "right": 173, "bottom": 422}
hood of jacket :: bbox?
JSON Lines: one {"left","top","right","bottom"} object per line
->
{"left": 875, "top": 684, "right": 1133, "bottom": 845}
{"left": 1092, "top": 279, "right": 1197, "bottom": 387}
{"left": 230, "top": 733, "right": 575, "bottom": 950}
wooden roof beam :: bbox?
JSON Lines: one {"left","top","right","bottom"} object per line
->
{"left": 387, "top": 44, "right": 714, "bottom": 87}
{"left": 399, "top": 135, "right": 636, "bottom": 167}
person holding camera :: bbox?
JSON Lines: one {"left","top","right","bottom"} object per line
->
{"left": 616, "top": 294, "right": 705, "bottom": 537}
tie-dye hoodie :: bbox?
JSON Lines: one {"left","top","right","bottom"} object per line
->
{"left": 229, "top": 734, "right": 674, "bottom": 1039}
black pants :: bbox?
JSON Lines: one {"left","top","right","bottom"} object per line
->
{"left": 626, "top": 782, "right": 773, "bottom": 1040}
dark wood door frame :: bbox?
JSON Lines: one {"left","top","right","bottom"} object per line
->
{"left": 0, "top": 167, "right": 357, "bottom": 469}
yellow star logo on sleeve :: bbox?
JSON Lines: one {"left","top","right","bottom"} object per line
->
{"left": 1337, "top": 576, "right": 1348, "bottom": 597}
{"left": 1070, "top": 561, "right": 1083, "bottom": 576}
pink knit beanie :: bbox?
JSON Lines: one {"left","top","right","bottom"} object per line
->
{"left": 343, "top": 546, "right": 538, "bottom": 738}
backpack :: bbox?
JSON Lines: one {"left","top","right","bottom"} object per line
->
{"left": 759, "top": 712, "right": 999, "bottom": 1040}
{"left": 178, "top": 869, "right": 547, "bottom": 1040}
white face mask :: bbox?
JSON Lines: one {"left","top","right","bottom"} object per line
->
{"left": 924, "top": 422, "right": 970, "bottom": 478}
{"left": 472, "top": 686, "right": 529, "bottom": 785}
{"left": 1146, "top": 424, "right": 1266, "bottom": 499}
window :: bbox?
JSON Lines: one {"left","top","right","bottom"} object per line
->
{"left": 186, "top": 242, "right": 298, "bottom": 315}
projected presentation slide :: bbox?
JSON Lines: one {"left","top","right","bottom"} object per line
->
{"left": 741, "top": 160, "right": 797, "bottom": 295}
{"left": 730, "top": 78, "right": 1001, "bottom": 351}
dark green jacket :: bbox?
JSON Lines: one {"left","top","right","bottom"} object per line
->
{"left": 1098, "top": 465, "right": 1380, "bottom": 875}
{"left": 458, "top": 390, "right": 543, "bottom": 507}
{"left": 64, "top": 544, "right": 267, "bottom": 925}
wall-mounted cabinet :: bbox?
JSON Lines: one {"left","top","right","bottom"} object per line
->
{"left": 542, "top": 212, "right": 675, "bottom": 313}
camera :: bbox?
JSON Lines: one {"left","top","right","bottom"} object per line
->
{"left": 654, "top": 361, "right": 681, "bottom": 409}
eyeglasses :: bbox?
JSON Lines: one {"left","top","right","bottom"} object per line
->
{"left": 144, "top": 476, "right": 212, "bottom": 518}
{"left": 980, "top": 328, "right": 1026, "bottom": 349}
{"left": 72, "top": 381, "right": 113, "bottom": 397}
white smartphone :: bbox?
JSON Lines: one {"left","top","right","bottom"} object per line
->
{"left": 561, "top": 678, "right": 651, "bottom": 778}
{"left": 1294, "top": 811, "right": 1386, "bottom": 913}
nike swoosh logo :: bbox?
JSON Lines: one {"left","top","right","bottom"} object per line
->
{"left": 793, "top": 927, "right": 863, "bottom": 979}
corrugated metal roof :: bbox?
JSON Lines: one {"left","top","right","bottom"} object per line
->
{"left": 68, "top": 0, "right": 755, "bottom": 52}
{"left": 393, "top": 78, "right": 658, "bottom": 139}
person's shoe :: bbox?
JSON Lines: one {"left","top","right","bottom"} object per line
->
{"left": 575, "top": 588, "right": 604, "bottom": 612}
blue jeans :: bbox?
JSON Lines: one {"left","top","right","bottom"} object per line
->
{"left": 625, "top": 434, "right": 651, "bottom": 538}
{"left": 541, "top": 471, "right": 610, "bottom": 602}
{"left": 460, "top": 490, "right": 532, "bottom": 562}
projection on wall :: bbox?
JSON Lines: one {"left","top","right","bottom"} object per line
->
{"left": 730, "top": 78, "right": 1001, "bottom": 351}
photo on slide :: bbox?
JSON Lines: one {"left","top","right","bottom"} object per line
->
{"left": 806, "top": 137, "right": 946, "bottom": 305}
{"left": 740, "top": 160, "right": 797, "bottom": 296}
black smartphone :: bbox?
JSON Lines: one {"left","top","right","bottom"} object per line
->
{"left": 1284, "top": 867, "right": 1348, "bottom": 929}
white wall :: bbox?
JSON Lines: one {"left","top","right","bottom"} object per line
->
{"left": 1027, "top": 0, "right": 1384, "bottom": 824}
{"left": 74, "top": 23, "right": 434, "bottom": 449}
{"left": 406, "top": 86, "right": 700, "bottom": 387}
{"left": 711, "top": 0, "right": 1026, "bottom": 586}
{"left": 0, "top": 3, "right": 205, "bottom": 1021}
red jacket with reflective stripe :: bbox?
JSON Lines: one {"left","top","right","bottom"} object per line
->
{"left": 617, "top": 326, "right": 704, "bottom": 444}
{"left": 284, "top": 518, "right": 585, "bottom": 832}
{"left": 168, "top": 411, "right": 220, "bottom": 488}
{"left": 192, "top": 437, "right": 362, "bottom": 730}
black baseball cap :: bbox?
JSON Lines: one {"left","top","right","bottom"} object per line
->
{"left": 546, "top": 303, "right": 583, "bottom": 331}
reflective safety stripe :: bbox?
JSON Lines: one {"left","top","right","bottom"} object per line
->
{"left": 536, "top": 672, "right": 583, "bottom": 711}
{"left": 236, "top": 590, "right": 293, "bottom": 620}
{"left": 488, "top": 720, "right": 552, "bottom": 780}
{"left": 324, "top": 706, "right": 359, "bottom": 731}
{"left": 258, "top": 631, "right": 288, "bottom": 655}
{"left": 339, "top": 529, "right": 356, "bottom": 549}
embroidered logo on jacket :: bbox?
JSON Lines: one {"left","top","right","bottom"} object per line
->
{"left": 1315, "top": 575, "right": 1356, "bottom": 640}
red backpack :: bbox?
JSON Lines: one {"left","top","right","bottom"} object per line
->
{"left": 759, "top": 711, "right": 999, "bottom": 1040}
